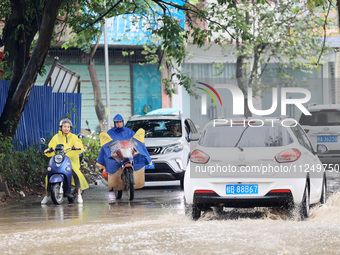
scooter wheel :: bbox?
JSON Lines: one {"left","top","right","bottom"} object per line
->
{"left": 51, "top": 183, "right": 63, "bottom": 205}
{"left": 126, "top": 168, "right": 134, "bottom": 201}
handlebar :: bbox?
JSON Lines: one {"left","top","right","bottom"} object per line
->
{"left": 46, "top": 148, "right": 54, "bottom": 153}
{"left": 45, "top": 147, "right": 81, "bottom": 154}
{"left": 64, "top": 147, "right": 81, "bottom": 153}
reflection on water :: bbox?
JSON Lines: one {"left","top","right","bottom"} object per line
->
{"left": 40, "top": 204, "right": 84, "bottom": 221}
{"left": 0, "top": 181, "right": 340, "bottom": 254}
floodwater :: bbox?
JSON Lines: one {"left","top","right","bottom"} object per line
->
{"left": 1, "top": 178, "right": 340, "bottom": 255}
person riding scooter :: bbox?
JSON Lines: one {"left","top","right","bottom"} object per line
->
{"left": 97, "top": 114, "right": 151, "bottom": 203}
{"left": 41, "top": 118, "right": 89, "bottom": 204}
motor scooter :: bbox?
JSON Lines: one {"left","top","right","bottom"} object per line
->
{"left": 109, "top": 138, "right": 139, "bottom": 201}
{"left": 45, "top": 144, "right": 81, "bottom": 205}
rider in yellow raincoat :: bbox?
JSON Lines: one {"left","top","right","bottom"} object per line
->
{"left": 41, "top": 118, "right": 89, "bottom": 204}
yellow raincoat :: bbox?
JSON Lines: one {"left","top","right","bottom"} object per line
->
{"left": 44, "top": 131, "right": 89, "bottom": 190}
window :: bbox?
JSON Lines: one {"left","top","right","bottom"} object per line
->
{"left": 186, "top": 119, "right": 198, "bottom": 133}
{"left": 299, "top": 111, "right": 340, "bottom": 126}
{"left": 291, "top": 125, "right": 314, "bottom": 152}
{"left": 199, "top": 125, "right": 293, "bottom": 148}
{"left": 126, "top": 119, "right": 182, "bottom": 138}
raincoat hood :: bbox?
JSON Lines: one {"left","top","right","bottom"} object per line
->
{"left": 113, "top": 114, "right": 124, "bottom": 124}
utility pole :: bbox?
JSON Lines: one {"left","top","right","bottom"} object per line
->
{"left": 104, "top": 6, "right": 111, "bottom": 130}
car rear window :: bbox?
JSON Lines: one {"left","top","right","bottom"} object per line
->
{"left": 126, "top": 119, "right": 182, "bottom": 138}
{"left": 199, "top": 125, "right": 293, "bottom": 147}
{"left": 299, "top": 111, "right": 340, "bottom": 126}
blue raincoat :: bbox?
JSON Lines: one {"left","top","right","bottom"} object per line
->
{"left": 97, "top": 114, "right": 151, "bottom": 174}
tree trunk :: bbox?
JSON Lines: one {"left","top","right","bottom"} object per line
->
{"left": 236, "top": 54, "right": 251, "bottom": 117}
{"left": 86, "top": 22, "right": 108, "bottom": 133}
{"left": 88, "top": 59, "right": 108, "bottom": 132}
{"left": 0, "top": 0, "right": 64, "bottom": 139}
{"left": 235, "top": 10, "right": 252, "bottom": 118}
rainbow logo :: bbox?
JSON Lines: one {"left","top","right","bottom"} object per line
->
{"left": 197, "top": 82, "right": 222, "bottom": 115}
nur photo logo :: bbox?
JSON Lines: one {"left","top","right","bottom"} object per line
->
{"left": 197, "top": 82, "right": 222, "bottom": 115}
{"left": 198, "top": 82, "right": 312, "bottom": 116}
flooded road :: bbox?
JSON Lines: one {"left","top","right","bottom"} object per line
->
{"left": 1, "top": 176, "right": 340, "bottom": 254}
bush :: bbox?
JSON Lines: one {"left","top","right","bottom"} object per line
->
{"left": 81, "top": 134, "right": 101, "bottom": 172}
{"left": 0, "top": 132, "right": 103, "bottom": 194}
{"left": 0, "top": 134, "right": 48, "bottom": 190}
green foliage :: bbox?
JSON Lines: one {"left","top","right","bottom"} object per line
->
{"left": 60, "top": 0, "right": 219, "bottom": 97}
{"left": 81, "top": 135, "right": 101, "bottom": 172}
{"left": 62, "top": 102, "right": 79, "bottom": 128}
{"left": 0, "top": 133, "right": 48, "bottom": 189}
{"left": 306, "top": 0, "right": 328, "bottom": 11}
{"left": 202, "top": 0, "right": 331, "bottom": 95}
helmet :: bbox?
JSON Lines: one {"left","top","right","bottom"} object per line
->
{"left": 113, "top": 114, "right": 124, "bottom": 122}
{"left": 59, "top": 118, "right": 73, "bottom": 129}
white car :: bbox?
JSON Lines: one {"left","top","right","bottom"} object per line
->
{"left": 126, "top": 114, "right": 199, "bottom": 188}
{"left": 299, "top": 104, "right": 340, "bottom": 167}
{"left": 184, "top": 118, "right": 328, "bottom": 220}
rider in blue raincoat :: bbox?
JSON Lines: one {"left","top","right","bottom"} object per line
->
{"left": 97, "top": 114, "right": 151, "bottom": 202}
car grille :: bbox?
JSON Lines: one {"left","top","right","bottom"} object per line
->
{"left": 145, "top": 162, "right": 175, "bottom": 174}
{"left": 147, "top": 146, "right": 162, "bottom": 155}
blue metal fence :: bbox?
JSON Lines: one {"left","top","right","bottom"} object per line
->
{"left": 0, "top": 80, "right": 81, "bottom": 150}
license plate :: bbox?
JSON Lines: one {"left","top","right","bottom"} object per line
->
{"left": 145, "top": 161, "right": 155, "bottom": 169}
{"left": 226, "top": 184, "right": 258, "bottom": 195}
{"left": 317, "top": 136, "right": 338, "bottom": 143}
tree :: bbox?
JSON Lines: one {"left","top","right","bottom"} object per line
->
{"left": 0, "top": 0, "right": 232, "bottom": 139}
{"left": 201, "top": 0, "right": 331, "bottom": 116}
{"left": 0, "top": 0, "right": 64, "bottom": 138}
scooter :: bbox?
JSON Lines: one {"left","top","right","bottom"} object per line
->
{"left": 45, "top": 144, "right": 81, "bottom": 205}
{"left": 109, "top": 138, "right": 139, "bottom": 201}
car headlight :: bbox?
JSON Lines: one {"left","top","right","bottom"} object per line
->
{"left": 54, "top": 154, "right": 64, "bottom": 164}
{"left": 162, "top": 143, "right": 183, "bottom": 154}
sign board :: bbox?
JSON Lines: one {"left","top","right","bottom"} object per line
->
{"left": 44, "top": 58, "right": 80, "bottom": 93}
{"left": 96, "top": 0, "right": 185, "bottom": 45}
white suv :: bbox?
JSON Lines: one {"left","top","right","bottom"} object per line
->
{"left": 299, "top": 104, "right": 340, "bottom": 167}
{"left": 126, "top": 114, "right": 199, "bottom": 188}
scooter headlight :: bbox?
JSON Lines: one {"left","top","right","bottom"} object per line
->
{"left": 54, "top": 154, "right": 64, "bottom": 164}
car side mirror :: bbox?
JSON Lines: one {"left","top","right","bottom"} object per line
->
{"left": 316, "top": 144, "right": 328, "bottom": 154}
{"left": 189, "top": 133, "right": 200, "bottom": 142}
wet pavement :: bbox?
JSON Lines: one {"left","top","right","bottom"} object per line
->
{"left": 0, "top": 175, "right": 340, "bottom": 254}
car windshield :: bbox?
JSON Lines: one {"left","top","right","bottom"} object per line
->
{"left": 126, "top": 119, "right": 182, "bottom": 138}
{"left": 299, "top": 111, "right": 340, "bottom": 126}
{"left": 199, "top": 125, "right": 293, "bottom": 147}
